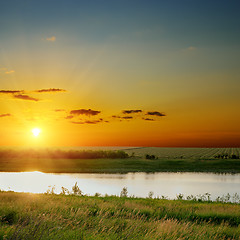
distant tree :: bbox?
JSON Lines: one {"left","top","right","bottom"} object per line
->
{"left": 145, "top": 154, "right": 156, "bottom": 160}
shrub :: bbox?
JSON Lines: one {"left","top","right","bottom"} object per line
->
{"left": 72, "top": 182, "right": 82, "bottom": 196}
{"left": 120, "top": 187, "right": 128, "bottom": 197}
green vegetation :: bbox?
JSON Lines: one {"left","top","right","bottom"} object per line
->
{"left": 0, "top": 191, "right": 240, "bottom": 239}
{"left": 0, "top": 155, "right": 240, "bottom": 173}
{"left": 0, "top": 148, "right": 240, "bottom": 173}
{"left": 0, "top": 149, "right": 129, "bottom": 160}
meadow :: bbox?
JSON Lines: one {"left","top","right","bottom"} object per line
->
{"left": 1, "top": 191, "right": 240, "bottom": 239}
{"left": 0, "top": 148, "right": 240, "bottom": 173}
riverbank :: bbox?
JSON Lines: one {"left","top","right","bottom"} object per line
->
{"left": 1, "top": 157, "right": 240, "bottom": 173}
{"left": 0, "top": 191, "right": 240, "bottom": 239}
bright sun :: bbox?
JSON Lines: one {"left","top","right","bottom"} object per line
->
{"left": 32, "top": 128, "right": 41, "bottom": 137}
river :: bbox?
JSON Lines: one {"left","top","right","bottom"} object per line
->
{"left": 0, "top": 171, "right": 240, "bottom": 201}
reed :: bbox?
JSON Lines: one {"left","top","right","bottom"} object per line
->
{"left": 0, "top": 191, "right": 240, "bottom": 239}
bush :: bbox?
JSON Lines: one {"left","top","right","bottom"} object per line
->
{"left": 72, "top": 182, "right": 82, "bottom": 196}
{"left": 120, "top": 187, "right": 128, "bottom": 197}
{"left": 145, "top": 154, "right": 156, "bottom": 160}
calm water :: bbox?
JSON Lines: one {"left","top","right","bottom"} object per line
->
{"left": 0, "top": 172, "right": 240, "bottom": 200}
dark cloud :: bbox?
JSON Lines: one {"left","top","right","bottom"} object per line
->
{"left": 70, "top": 109, "right": 101, "bottom": 116}
{"left": 35, "top": 88, "right": 66, "bottom": 93}
{"left": 143, "top": 118, "right": 155, "bottom": 121}
{"left": 13, "top": 94, "right": 40, "bottom": 102}
{"left": 0, "top": 90, "right": 23, "bottom": 94}
{"left": 122, "top": 116, "right": 133, "bottom": 119}
{"left": 146, "top": 111, "right": 166, "bottom": 117}
{"left": 112, "top": 115, "right": 133, "bottom": 120}
{"left": 0, "top": 113, "right": 11, "bottom": 117}
{"left": 122, "top": 110, "right": 142, "bottom": 114}
{"left": 85, "top": 120, "right": 102, "bottom": 124}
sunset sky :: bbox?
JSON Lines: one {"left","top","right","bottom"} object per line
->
{"left": 0, "top": 0, "right": 240, "bottom": 147}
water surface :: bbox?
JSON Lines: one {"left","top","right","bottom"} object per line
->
{"left": 1, "top": 172, "right": 239, "bottom": 200}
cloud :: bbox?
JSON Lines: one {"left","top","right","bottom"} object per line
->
{"left": 54, "top": 109, "right": 65, "bottom": 112}
{"left": 46, "top": 36, "right": 56, "bottom": 42}
{"left": 112, "top": 115, "right": 133, "bottom": 120}
{"left": 70, "top": 109, "right": 101, "bottom": 116}
{"left": 122, "top": 116, "right": 133, "bottom": 119}
{"left": 71, "top": 120, "right": 102, "bottom": 124}
{"left": 0, "top": 113, "right": 11, "bottom": 117}
{"left": 85, "top": 120, "right": 102, "bottom": 124}
{"left": 122, "top": 110, "right": 142, "bottom": 114}
{"left": 146, "top": 111, "right": 166, "bottom": 117}
{"left": 0, "top": 90, "right": 23, "bottom": 94}
{"left": 0, "top": 88, "right": 66, "bottom": 95}
{"left": 0, "top": 67, "right": 15, "bottom": 74}
{"left": 5, "top": 70, "right": 15, "bottom": 74}
{"left": 65, "top": 115, "right": 74, "bottom": 119}
{"left": 35, "top": 88, "right": 66, "bottom": 93}
{"left": 13, "top": 94, "right": 40, "bottom": 102}
{"left": 187, "top": 46, "right": 196, "bottom": 51}
{"left": 143, "top": 118, "right": 155, "bottom": 121}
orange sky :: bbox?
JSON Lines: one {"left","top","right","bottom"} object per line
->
{"left": 0, "top": 1, "right": 240, "bottom": 147}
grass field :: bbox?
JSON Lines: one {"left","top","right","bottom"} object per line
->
{"left": 0, "top": 148, "right": 240, "bottom": 173}
{"left": 123, "top": 147, "right": 240, "bottom": 159}
{"left": 0, "top": 191, "right": 240, "bottom": 239}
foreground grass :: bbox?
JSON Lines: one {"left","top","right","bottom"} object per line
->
{"left": 0, "top": 192, "right": 240, "bottom": 239}
{"left": 1, "top": 157, "right": 240, "bottom": 173}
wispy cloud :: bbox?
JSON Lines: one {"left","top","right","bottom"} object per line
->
{"left": 55, "top": 109, "right": 65, "bottom": 112}
{"left": 0, "top": 113, "right": 11, "bottom": 117}
{"left": 65, "top": 115, "right": 74, "bottom": 119}
{"left": 187, "top": 46, "right": 196, "bottom": 51}
{"left": 5, "top": 70, "right": 15, "bottom": 74}
{"left": 0, "top": 90, "right": 23, "bottom": 94}
{"left": 0, "top": 67, "right": 15, "bottom": 74}
{"left": 122, "top": 110, "right": 142, "bottom": 114}
{"left": 146, "top": 111, "right": 166, "bottom": 117}
{"left": 71, "top": 119, "right": 103, "bottom": 124}
{"left": 45, "top": 36, "right": 56, "bottom": 42}
{"left": 143, "top": 118, "right": 155, "bottom": 121}
{"left": 112, "top": 115, "right": 121, "bottom": 118}
{"left": 35, "top": 88, "right": 66, "bottom": 93}
{"left": 70, "top": 109, "right": 101, "bottom": 116}
{"left": 13, "top": 94, "right": 40, "bottom": 102}
{"left": 112, "top": 115, "right": 133, "bottom": 120}
{"left": 122, "top": 116, "right": 133, "bottom": 119}
{"left": 0, "top": 88, "right": 66, "bottom": 102}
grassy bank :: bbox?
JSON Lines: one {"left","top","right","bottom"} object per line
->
{"left": 0, "top": 192, "right": 240, "bottom": 239}
{"left": 1, "top": 156, "right": 240, "bottom": 173}
{"left": 0, "top": 148, "right": 240, "bottom": 173}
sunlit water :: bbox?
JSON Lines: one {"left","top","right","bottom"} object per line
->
{"left": 0, "top": 172, "right": 240, "bottom": 200}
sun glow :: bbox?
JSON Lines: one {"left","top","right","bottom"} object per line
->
{"left": 32, "top": 128, "right": 41, "bottom": 137}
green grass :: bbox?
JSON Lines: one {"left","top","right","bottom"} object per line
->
{"left": 1, "top": 157, "right": 240, "bottom": 173}
{"left": 0, "top": 192, "right": 240, "bottom": 239}
{"left": 0, "top": 148, "right": 240, "bottom": 173}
